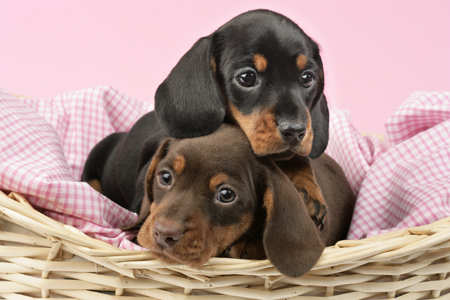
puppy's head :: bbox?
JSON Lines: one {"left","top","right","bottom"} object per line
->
{"left": 137, "top": 124, "right": 324, "bottom": 277}
{"left": 137, "top": 124, "right": 263, "bottom": 268}
{"left": 155, "top": 9, "right": 328, "bottom": 159}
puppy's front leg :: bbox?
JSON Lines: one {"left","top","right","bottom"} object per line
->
{"left": 218, "top": 235, "right": 266, "bottom": 260}
{"left": 276, "top": 155, "right": 327, "bottom": 230}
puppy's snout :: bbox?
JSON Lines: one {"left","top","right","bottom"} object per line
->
{"left": 153, "top": 220, "right": 183, "bottom": 248}
{"left": 279, "top": 123, "right": 306, "bottom": 143}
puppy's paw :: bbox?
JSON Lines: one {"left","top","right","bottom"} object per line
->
{"left": 275, "top": 154, "right": 328, "bottom": 231}
{"left": 219, "top": 237, "right": 265, "bottom": 259}
{"left": 300, "top": 187, "right": 327, "bottom": 231}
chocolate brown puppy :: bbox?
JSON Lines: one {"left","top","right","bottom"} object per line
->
{"left": 82, "top": 114, "right": 355, "bottom": 277}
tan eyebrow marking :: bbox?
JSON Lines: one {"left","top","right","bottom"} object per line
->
{"left": 209, "top": 173, "right": 229, "bottom": 192}
{"left": 172, "top": 155, "right": 186, "bottom": 175}
{"left": 253, "top": 54, "right": 268, "bottom": 72}
{"left": 297, "top": 54, "right": 308, "bottom": 70}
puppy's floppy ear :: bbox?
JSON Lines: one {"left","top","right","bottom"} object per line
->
{"left": 121, "top": 138, "right": 173, "bottom": 230}
{"left": 155, "top": 36, "right": 225, "bottom": 138}
{"left": 143, "top": 138, "right": 173, "bottom": 205}
{"left": 309, "top": 94, "right": 329, "bottom": 159}
{"left": 261, "top": 158, "right": 324, "bottom": 277}
{"left": 308, "top": 40, "right": 329, "bottom": 159}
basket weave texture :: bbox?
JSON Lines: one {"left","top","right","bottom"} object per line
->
{"left": 1, "top": 190, "right": 450, "bottom": 299}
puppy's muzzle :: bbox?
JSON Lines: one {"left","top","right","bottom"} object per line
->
{"left": 278, "top": 123, "right": 306, "bottom": 143}
{"left": 153, "top": 220, "right": 184, "bottom": 248}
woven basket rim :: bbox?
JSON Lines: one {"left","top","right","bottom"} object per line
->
{"left": 1, "top": 189, "right": 450, "bottom": 276}
{"left": 2, "top": 190, "right": 450, "bottom": 299}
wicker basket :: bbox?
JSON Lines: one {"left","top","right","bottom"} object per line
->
{"left": 1, "top": 190, "right": 449, "bottom": 299}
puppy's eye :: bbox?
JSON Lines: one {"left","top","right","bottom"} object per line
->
{"left": 236, "top": 71, "right": 257, "bottom": 87}
{"left": 301, "top": 73, "right": 314, "bottom": 88}
{"left": 218, "top": 188, "right": 236, "bottom": 203}
{"left": 159, "top": 171, "right": 173, "bottom": 186}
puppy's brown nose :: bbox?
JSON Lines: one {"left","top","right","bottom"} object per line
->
{"left": 153, "top": 221, "right": 183, "bottom": 248}
{"left": 279, "top": 123, "right": 306, "bottom": 143}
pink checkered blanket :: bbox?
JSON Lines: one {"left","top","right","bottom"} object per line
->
{"left": 1, "top": 86, "right": 449, "bottom": 248}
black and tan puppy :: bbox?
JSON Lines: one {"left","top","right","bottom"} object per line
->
{"left": 155, "top": 9, "right": 330, "bottom": 228}
{"left": 82, "top": 112, "right": 355, "bottom": 277}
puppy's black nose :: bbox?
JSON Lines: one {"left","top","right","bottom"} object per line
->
{"left": 279, "top": 123, "right": 306, "bottom": 143}
{"left": 153, "top": 221, "right": 183, "bottom": 248}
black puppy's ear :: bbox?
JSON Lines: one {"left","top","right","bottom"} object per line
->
{"left": 261, "top": 159, "right": 324, "bottom": 277}
{"left": 309, "top": 94, "right": 329, "bottom": 159}
{"left": 121, "top": 138, "right": 173, "bottom": 230}
{"left": 155, "top": 36, "right": 225, "bottom": 138}
{"left": 308, "top": 40, "right": 329, "bottom": 159}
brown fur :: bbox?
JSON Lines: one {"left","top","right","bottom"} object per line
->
{"left": 155, "top": 10, "right": 330, "bottom": 162}
{"left": 172, "top": 155, "right": 186, "bottom": 175}
{"left": 83, "top": 118, "right": 354, "bottom": 277}
{"left": 209, "top": 173, "right": 229, "bottom": 192}
{"left": 263, "top": 188, "right": 274, "bottom": 224}
{"left": 297, "top": 54, "right": 308, "bottom": 70}
{"left": 88, "top": 179, "right": 103, "bottom": 193}
{"left": 83, "top": 14, "right": 350, "bottom": 269}
{"left": 129, "top": 125, "right": 354, "bottom": 277}
{"left": 136, "top": 128, "right": 261, "bottom": 268}
{"left": 276, "top": 154, "right": 327, "bottom": 226}
{"left": 293, "top": 117, "right": 313, "bottom": 156}
{"left": 138, "top": 202, "right": 219, "bottom": 267}
{"left": 229, "top": 103, "right": 314, "bottom": 157}
{"left": 229, "top": 104, "right": 284, "bottom": 156}
{"left": 152, "top": 10, "right": 331, "bottom": 231}
{"left": 210, "top": 58, "right": 217, "bottom": 75}
{"left": 253, "top": 54, "right": 268, "bottom": 72}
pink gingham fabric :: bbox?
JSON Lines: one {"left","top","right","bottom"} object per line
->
{"left": 347, "top": 91, "right": 450, "bottom": 239}
{"left": 0, "top": 86, "right": 449, "bottom": 248}
{"left": 0, "top": 86, "right": 151, "bottom": 250}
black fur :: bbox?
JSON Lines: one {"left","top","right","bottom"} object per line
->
{"left": 155, "top": 9, "right": 329, "bottom": 159}
{"left": 81, "top": 111, "right": 168, "bottom": 213}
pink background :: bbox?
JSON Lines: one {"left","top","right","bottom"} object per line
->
{"left": 1, "top": 0, "right": 449, "bottom": 134}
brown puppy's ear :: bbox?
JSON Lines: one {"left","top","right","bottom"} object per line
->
{"left": 261, "top": 158, "right": 324, "bottom": 277}
{"left": 309, "top": 94, "right": 329, "bottom": 159}
{"left": 120, "top": 138, "right": 173, "bottom": 230}
{"left": 155, "top": 36, "right": 225, "bottom": 139}
{"left": 143, "top": 138, "right": 173, "bottom": 204}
